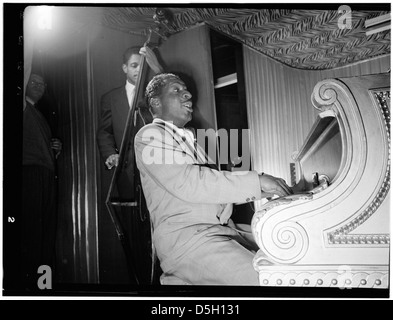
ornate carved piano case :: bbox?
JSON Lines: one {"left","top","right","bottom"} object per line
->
{"left": 252, "top": 73, "right": 390, "bottom": 289}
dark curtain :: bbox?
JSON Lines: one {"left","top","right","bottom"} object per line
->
{"left": 31, "top": 24, "right": 100, "bottom": 284}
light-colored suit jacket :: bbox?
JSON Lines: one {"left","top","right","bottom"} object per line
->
{"left": 134, "top": 119, "right": 262, "bottom": 272}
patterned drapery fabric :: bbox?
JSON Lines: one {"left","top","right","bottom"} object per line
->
{"left": 71, "top": 6, "right": 390, "bottom": 70}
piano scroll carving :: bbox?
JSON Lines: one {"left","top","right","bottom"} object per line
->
{"left": 252, "top": 74, "right": 390, "bottom": 288}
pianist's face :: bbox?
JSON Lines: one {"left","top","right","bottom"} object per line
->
{"left": 157, "top": 78, "right": 193, "bottom": 128}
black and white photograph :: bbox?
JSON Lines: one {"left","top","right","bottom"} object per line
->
{"left": 1, "top": 1, "right": 391, "bottom": 303}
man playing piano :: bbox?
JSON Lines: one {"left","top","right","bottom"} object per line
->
{"left": 135, "top": 73, "right": 293, "bottom": 285}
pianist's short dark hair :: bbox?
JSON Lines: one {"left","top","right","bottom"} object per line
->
{"left": 145, "top": 73, "right": 182, "bottom": 109}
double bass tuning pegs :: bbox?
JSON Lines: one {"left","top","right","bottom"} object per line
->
{"left": 153, "top": 8, "right": 172, "bottom": 24}
{"left": 152, "top": 8, "right": 175, "bottom": 36}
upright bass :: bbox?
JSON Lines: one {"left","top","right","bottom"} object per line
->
{"left": 105, "top": 9, "right": 173, "bottom": 285}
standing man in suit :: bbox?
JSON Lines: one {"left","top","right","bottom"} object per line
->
{"left": 97, "top": 45, "right": 163, "bottom": 199}
{"left": 135, "top": 73, "right": 293, "bottom": 285}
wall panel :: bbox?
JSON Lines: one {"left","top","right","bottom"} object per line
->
{"left": 159, "top": 24, "right": 217, "bottom": 131}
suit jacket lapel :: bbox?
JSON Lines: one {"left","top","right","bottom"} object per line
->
{"left": 152, "top": 120, "right": 219, "bottom": 170}
{"left": 114, "top": 87, "right": 129, "bottom": 119}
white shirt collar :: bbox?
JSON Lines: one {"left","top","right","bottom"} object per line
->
{"left": 153, "top": 118, "right": 195, "bottom": 143}
{"left": 125, "top": 80, "right": 135, "bottom": 91}
{"left": 125, "top": 81, "right": 135, "bottom": 107}
{"left": 153, "top": 118, "right": 178, "bottom": 130}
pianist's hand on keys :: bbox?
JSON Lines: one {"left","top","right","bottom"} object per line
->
{"left": 258, "top": 173, "right": 293, "bottom": 198}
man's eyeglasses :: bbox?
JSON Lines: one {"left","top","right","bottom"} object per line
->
{"left": 30, "top": 80, "right": 46, "bottom": 88}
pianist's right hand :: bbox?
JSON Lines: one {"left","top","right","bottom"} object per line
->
{"left": 258, "top": 173, "right": 293, "bottom": 198}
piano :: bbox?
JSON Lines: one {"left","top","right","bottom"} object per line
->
{"left": 251, "top": 73, "right": 390, "bottom": 289}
